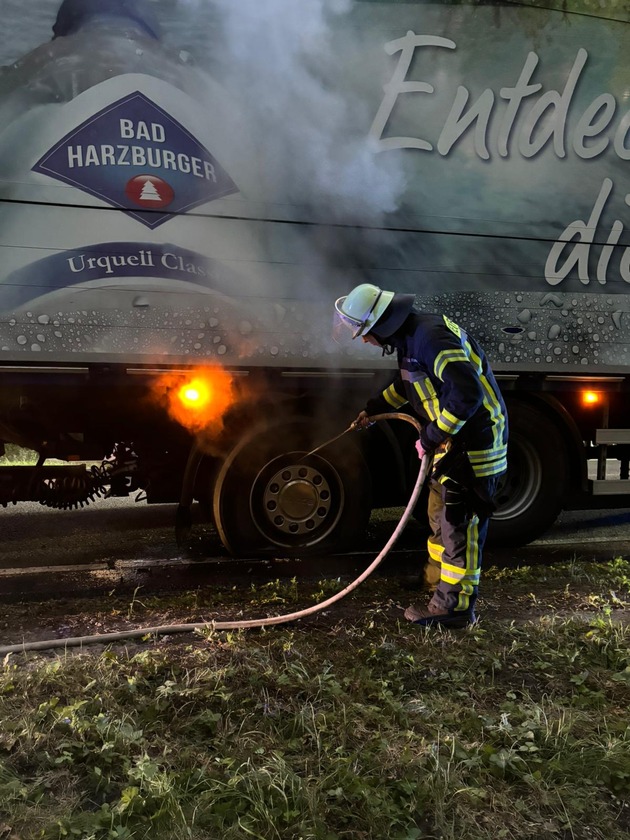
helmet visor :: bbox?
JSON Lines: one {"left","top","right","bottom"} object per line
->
{"left": 333, "top": 290, "right": 383, "bottom": 341}
{"left": 332, "top": 307, "right": 359, "bottom": 345}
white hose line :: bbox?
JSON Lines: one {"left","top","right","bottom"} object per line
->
{"left": 0, "top": 414, "right": 428, "bottom": 656}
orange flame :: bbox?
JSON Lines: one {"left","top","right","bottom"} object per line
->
{"left": 152, "top": 366, "right": 237, "bottom": 438}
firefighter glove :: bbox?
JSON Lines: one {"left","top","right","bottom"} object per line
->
{"left": 415, "top": 438, "right": 427, "bottom": 460}
{"left": 352, "top": 410, "right": 372, "bottom": 430}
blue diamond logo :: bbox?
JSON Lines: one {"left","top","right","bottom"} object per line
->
{"left": 33, "top": 91, "right": 238, "bottom": 229}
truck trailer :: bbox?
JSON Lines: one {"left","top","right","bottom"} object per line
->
{"left": 0, "top": 0, "right": 629, "bottom": 556}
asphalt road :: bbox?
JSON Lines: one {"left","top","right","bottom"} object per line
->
{"left": 1, "top": 497, "right": 629, "bottom": 600}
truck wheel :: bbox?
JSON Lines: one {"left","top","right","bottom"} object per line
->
{"left": 487, "top": 402, "right": 567, "bottom": 546}
{"left": 212, "top": 422, "right": 372, "bottom": 557}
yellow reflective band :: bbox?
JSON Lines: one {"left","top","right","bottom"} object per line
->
{"left": 441, "top": 570, "right": 481, "bottom": 586}
{"left": 466, "top": 342, "right": 505, "bottom": 450}
{"left": 457, "top": 582, "right": 475, "bottom": 612}
{"left": 468, "top": 446, "right": 508, "bottom": 463}
{"left": 434, "top": 349, "right": 469, "bottom": 382}
{"left": 427, "top": 539, "right": 444, "bottom": 563}
{"left": 442, "top": 407, "right": 463, "bottom": 427}
{"left": 440, "top": 563, "right": 481, "bottom": 585}
{"left": 465, "top": 341, "right": 507, "bottom": 454}
{"left": 456, "top": 514, "right": 480, "bottom": 611}
{"left": 467, "top": 444, "right": 508, "bottom": 476}
{"left": 383, "top": 384, "right": 407, "bottom": 409}
{"left": 472, "top": 460, "right": 507, "bottom": 477}
{"left": 436, "top": 409, "right": 465, "bottom": 434}
{"left": 413, "top": 380, "right": 439, "bottom": 420}
{"left": 442, "top": 315, "right": 462, "bottom": 338}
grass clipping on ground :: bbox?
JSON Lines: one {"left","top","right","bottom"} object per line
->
{"left": 1, "top": 559, "right": 630, "bottom": 840}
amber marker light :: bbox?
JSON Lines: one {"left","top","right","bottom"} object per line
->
{"left": 582, "top": 390, "right": 602, "bottom": 406}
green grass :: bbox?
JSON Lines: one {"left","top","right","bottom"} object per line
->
{"left": 1, "top": 560, "right": 630, "bottom": 839}
{"left": 0, "top": 444, "right": 38, "bottom": 466}
{"left": 0, "top": 445, "right": 69, "bottom": 467}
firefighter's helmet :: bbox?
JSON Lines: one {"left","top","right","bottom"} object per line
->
{"left": 334, "top": 283, "right": 414, "bottom": 340}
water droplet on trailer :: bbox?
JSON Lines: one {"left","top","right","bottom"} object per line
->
{"left": 270, "top": 346, "right": 279, "bottom": 356}
{"left": 517, "top": 309, "right": 532, "bottom": 324}
{"left": 16, "top": 335, "right": 27, "bottom": 345}
{"left": 133, "top": 296, "right": 150, "bottom": 307}
{"left": 540, "top": 293, "right": 563, "bottom": 307}
{"left": 548, "top": 324, "right": 561, "bottom": 339}
{"left": 239, "top": 321, "right": 253, "bottom": 336}
{"left": 36, "top": 335, "right": 45, "bottom": 342}
{"left": 218, "top": 345, "right": 227, "bottom": 355}
{"left": 37, "top": 314, "right": 50, "bottom": 324}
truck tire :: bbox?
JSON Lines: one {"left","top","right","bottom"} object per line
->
{"left": 212, "top": 421, "right": 372, "bottom": 557}
{"left": 487, "top": 402, "right": 568, "bottom": 546}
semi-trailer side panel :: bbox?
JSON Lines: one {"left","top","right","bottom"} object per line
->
{"left": 1, "top": 0, "right": 628, "bottom": 554}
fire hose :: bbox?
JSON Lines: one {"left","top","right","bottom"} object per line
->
{"left": 0, "top": 414, "right": 429, "bottom": 656}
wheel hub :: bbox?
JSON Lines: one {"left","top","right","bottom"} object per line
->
{"left": 260, "top": 463, "right": 333, "bottom": 537}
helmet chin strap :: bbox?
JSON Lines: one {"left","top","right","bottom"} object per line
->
{"left": 366, "top": 330, "right": 394, "bottom": 355}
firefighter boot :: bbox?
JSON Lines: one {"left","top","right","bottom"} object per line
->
{"left": 403, "top": 601, "right": 476, "bottom": 629}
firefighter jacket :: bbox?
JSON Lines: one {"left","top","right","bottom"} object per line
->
{"left": 365, "top": 312, "right": 508, "bottom": 480}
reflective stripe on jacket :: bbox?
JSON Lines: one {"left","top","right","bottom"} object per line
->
{"left": 365, "top": 313, "right": 508, "bottom": 479}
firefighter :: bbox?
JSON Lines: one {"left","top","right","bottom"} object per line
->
{"left": 334, "top": 283, "right": 508, "bottom": 628}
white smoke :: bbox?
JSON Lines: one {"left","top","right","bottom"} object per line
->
{"left": 0, "top": 0, "right": 406, "bottom": 224}
{"left": 202, "top": 0, "right": 406, "bottom": 222}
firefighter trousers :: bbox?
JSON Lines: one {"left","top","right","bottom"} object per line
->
{"left": 425, "top": 475, "right": 500, "bottom": 613}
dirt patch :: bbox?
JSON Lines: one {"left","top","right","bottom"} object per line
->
{"left": 2, "top": 564, "right": 629, "bottom": 656}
